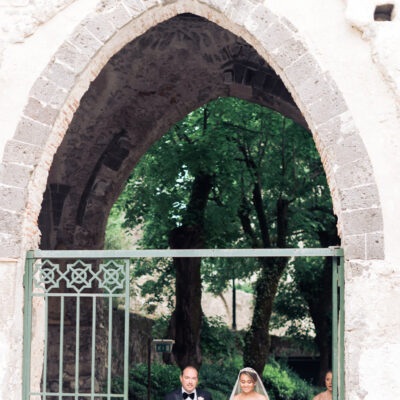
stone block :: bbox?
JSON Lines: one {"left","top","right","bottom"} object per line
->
{"left": 42, "top": 62, "right": 76, "bottom": 92}
{"left": 54, "top": 42, "right": 90, "bottom": 73}
{"left": 0, "top": 185, "right": 26, "bottom": 213}
{"left": 280, "top": 16, "right": 298, "bottom": 33}
{"left": 340, "top": 184, "right": 381, "bottom": 211}
{"left": 68, "top": 26, "right": 103, "bottom": 59}
{"left": 284, "top": 52, "right": 324, "bottom": 89}
{"left": 245, "top": 4, "right": 277, "bottom": 39}
{"left": 335, "top": 157, "right": 375, "bottom": 189}
{"left": 224, "top": 0, "right": 260, "bottom": 26}
{"left": 271, "top": 38, "right": 308, "bottom": 70}
{"left": 122, "top": 0, "right": 146, "bottom": 17}
{"left": 106, "top": 4, "right": 132, "bottom": 29}
{"left": 84, "top": 13, "right": 117, "bottom": 43}
{"left": 0, "top": 163, "right": 33, "bottom": 188}
{"left": 0, "top": 233, "right": 22, "bottom": 258}
{"left": 197, "top": 0, "right": 230, "bottom": 13}
{"left": 14, "top": 117, "right": 50, "bottom": 147}
{"left": 341, "top": 208, "right": 383, "bottom": 236}
{"left": 23, "top": 97, "right": 59, "bottom": 126}
{"left": 316, "top": 113, "right": 353, "bottom": 149}
{"left": 258, "top": 20, "right": 296, "bottom": 55}
{"left": 2, "top": 140, "right": 41, "bottom": 167}
{"left": 0, "top": 209, "right": 22, "bottom": 235}
{"left": 343, "top": 234, "right": 366, "bottom": 260}
{"left": 142, "top": 0, "right": 159, "bottom": 7}
{"left": 307, "top": 90, "right": 348, "bottom": 126}
{"left": 296, "top": 71, "right": 331, "bottom": 106}
{"left": 333, "top": 134, "right": 368, "bottom": 166}
{"left": 366, "top": 232, "right": 384, "bottom": 260}
{"left": 29, "top": 77, "right": 67, "bottom": 109}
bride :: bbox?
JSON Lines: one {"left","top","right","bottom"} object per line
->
{"left": 229, "top": 367, "right": 269, "bottom": 400}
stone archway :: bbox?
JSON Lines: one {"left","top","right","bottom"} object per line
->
{"left": 0, "top": 0, "right": 385, "bottom": 398}
{"left": 1, "top": 0, "right": 383, "bottom": 262}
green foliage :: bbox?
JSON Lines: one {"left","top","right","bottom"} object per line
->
{"left": 112, "top": 96, "right": 334, "bottom": 295}
{"left": 112, "top": 359, "right": 318, "bottom": 400}
{"left": 200, "top": 316, "right": 243, "bottom": 363}
{"left": 263, "top": 359, "right": 319, "bottom": 400}
{"left": 151, "top": 314, "right": 243, "bottom": 363}
{"left": 112, "top": 363, "right": 181, "bottom": 400}
{"left": 104, "top": 207, "right": 133, "bottom": 249}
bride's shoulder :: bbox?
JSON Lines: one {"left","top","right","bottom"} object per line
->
{"left": 256, "top": 393, "right": 268, "bottom": 400}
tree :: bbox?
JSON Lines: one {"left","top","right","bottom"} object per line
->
{"left": 113, "top": 97, "right": 336, "bottom": 373}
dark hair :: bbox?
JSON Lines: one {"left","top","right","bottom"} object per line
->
{"left": 240, "top": 370, "right": 258, "bottom": 383}
{"left": 181, "top": 366, "right": 199, "bottom": 376}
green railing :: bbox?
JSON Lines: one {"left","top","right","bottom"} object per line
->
{"left": 23, "top": 248, "right": 345, "bottom": 400}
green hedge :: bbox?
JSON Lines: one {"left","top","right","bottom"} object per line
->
{"left": 262, "top": 359, "right": 318, "bottom": 400}
{"left": 112, "top": 360, "right": 318, "bottom": 400}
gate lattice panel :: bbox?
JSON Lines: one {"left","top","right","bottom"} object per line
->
{"left": 23, "top": 252, "right": 130, "bottom": 400}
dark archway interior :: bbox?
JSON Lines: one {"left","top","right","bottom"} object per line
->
{"left": 39, "top": 13, "right": 306, "bottom": 250}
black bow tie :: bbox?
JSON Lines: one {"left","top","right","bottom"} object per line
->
{"left": 183, "top": 393, "right": 195, "bottom": 399}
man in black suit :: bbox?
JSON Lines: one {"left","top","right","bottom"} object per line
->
{"left": 164, "top": 366, "right": 212, "bottom": 400}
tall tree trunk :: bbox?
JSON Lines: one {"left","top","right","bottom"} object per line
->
{"left": 243, "top": 257, "right": 288, "bottom": 375}
{"left": 243, "top": 197, "right": 289, "bottom": 376}
{"left": 164, "top": 173, "right": 213, "bottom": 369}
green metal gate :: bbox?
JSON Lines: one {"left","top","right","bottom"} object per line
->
{"left": 23, "top": 248, "right": 344, "bottom": 400}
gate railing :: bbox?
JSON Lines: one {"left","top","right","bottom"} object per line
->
{"left": 23, "top": 248, "right": 345, "bottom": 400}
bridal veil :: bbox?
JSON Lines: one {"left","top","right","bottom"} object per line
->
{"left": 229, "top": 367, "right": 269, "bottom": 400}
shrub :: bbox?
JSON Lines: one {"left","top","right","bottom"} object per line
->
{"left": 262, "top": 358, "right": 318, "bottom": 400}
{"left": 200, "top": 316, "right": 243, "bottom": 363}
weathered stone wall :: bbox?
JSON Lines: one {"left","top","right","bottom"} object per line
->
{"left": 0, "top": 1, "right": 400, "bottom": 399}
{"left": 112, "top": 311, "right": 154, "bottom": 377}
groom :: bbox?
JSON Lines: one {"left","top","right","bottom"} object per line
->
{"left": 164, "top": 366, "right": 212, "bottom": 400}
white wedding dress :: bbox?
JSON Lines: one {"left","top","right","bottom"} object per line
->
{"left": 229, "top": 367, "right": 270, "bottom": 400}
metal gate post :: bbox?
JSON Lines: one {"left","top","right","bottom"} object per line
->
{"left": 22, "top": 252, "right": 34, "bottom": 400}
{"left": 332, "top": 256, "right": 338, "bottom": 400}
{"left": 339, "top": 255, "right": 345, "bottom": 400}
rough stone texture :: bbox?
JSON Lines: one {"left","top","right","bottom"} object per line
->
{"left": 284, "top": 52, "right": 324, "bottom": 91}
{"left": 341, "top": 208, "right": 383, "bottom": 236}
{"left": 0, "top": 162, "right": 33, "bottom": 188}
{"left": 83, "top": 13, "right": 117, "bottom": 43}
{"left": 335, "top": 157, "right": 375, "bottom": 189}
{"left": 0, "top": 0, "right": 77, "bottom": 43}
{"left": 366, "top": 231, "right": 384, "bottom": 260}
{"left": 13, "top": 117, "right": 51, "bottom": 147}
{"left": 68, "top": 26, "right": 103, "bottom": 59}
{"left": 42, "top": 62, "right": 77, "bottom": 92}
{"left": 345, "top": 0, "right": 400, "bottom": 110}
{"left": 23, "top": 97, "right": 59, "bottom": 126}
{"left": 0, "top": 185, "right": 26, "bottom": 213}
{"left": 30, "top": 77, "right": 68, "bottom": 109}
{"left": 345, "top": 259, "right": 400, "bottom": 399}
{"left": 112, "top": 311, "right": 154, "bottom": 377}
{"left": 340, "top": 184, "right": 380, "bottom": 211}
{"left": 3, "top": 139, "right": 42, "bottom": 167}
{"left": 54, "top": 41, "right": 91, "bottom": 73}
{"left": 343, "top": 234, "right": 366, "bottom": 260}
{"left": 0, "top": 233, "right": 22, "bottom": 257}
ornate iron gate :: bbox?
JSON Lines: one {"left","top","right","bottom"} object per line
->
{"left": 23, "top": 248, "right": 344, "bottom": 400}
